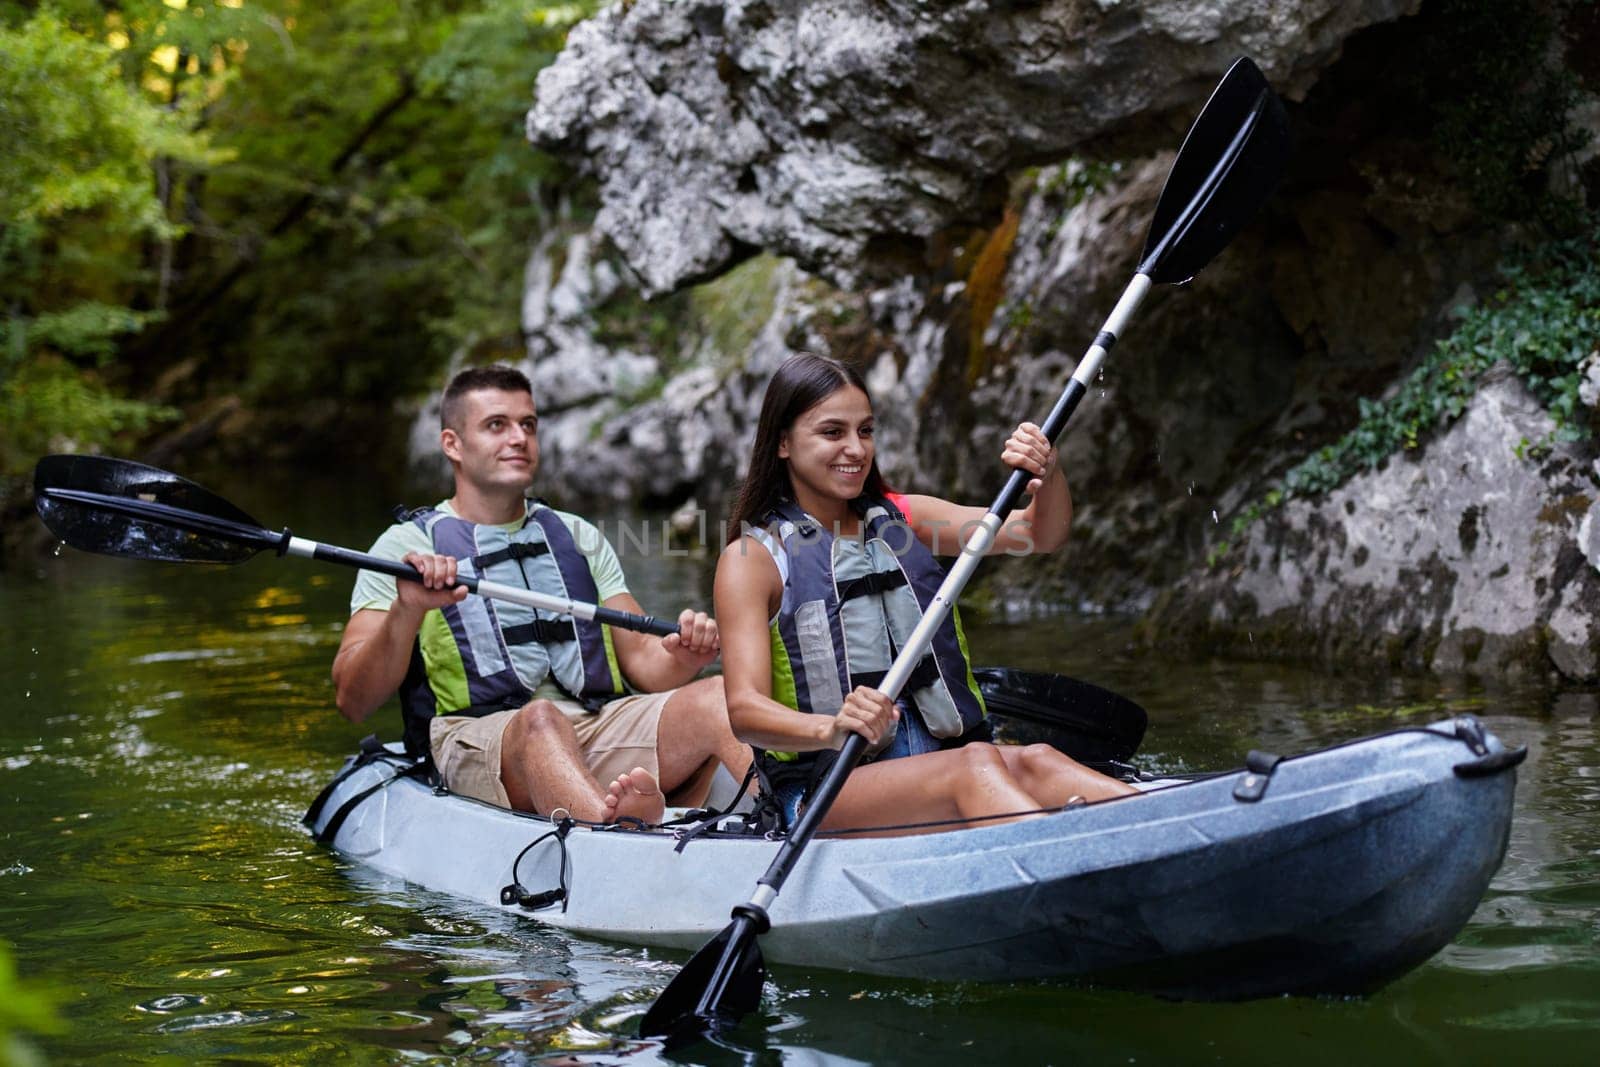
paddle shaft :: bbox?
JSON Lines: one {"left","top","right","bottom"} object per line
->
{"left": 744, "top": 272, "right": 1153, "bottom": 909}
{"left": 280, "top": 536, "right": 680, "bottom": 637}
{"left": 41, "top": 485, "right": 680, "bottom": 638}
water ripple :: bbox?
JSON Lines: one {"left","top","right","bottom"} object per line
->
{"left": 153, "top": 1008, "right": 300, "bottom": 1033}
{"left": 136, "top": 994, "right": 208, "bottom": 1014}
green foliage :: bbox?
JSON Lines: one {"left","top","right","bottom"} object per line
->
{"left": 0, "top": 939, "right": 64, "bottom": 1067}
{"left": 0, "top": 0, "right": 599, "bottom": 496}
{"left": 0, "top": 355, "right": 177, "bottom": 489}
{"left": 0, "top": 10, "right": 219, "bottom": 233}
{"left": 691, "top": 254, "right": 783, "bottom": 367}
{"left": 1212, "top": 224, "right": 1600, "bottom": 565}
{"left": 11, "top": 303, "right": 153, "bottom": 362}
{"left": 0, "top": 10, "right": 212, "bottom": 490}
{"left": 1030, "top": 157, "right": 1122, "bottom": 240}
{"left": 188, "top": 0, "right": 596, "bottom": 403}
{"left": 1406, "top": 0, "right": 1592, "bottom": 231}
{"left": 1033, "top": 157, "right": 1122, "bottom": 209}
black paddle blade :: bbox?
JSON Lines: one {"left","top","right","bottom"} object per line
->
{"left": 975, "top": 667, "right": 1147, "bottom": 764}
{"left": 1138, "top": 56, "right": 1290, "bottom": 284}
{"left": 34, "top": 454, "right": 273, "bottom": 564}
{"left": 639, "top": 919, "right": 766, "bottom": 1045}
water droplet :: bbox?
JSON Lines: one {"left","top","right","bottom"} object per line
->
{"left": 53, "top": 543, "right": 64, "bottom": 557}
{"left": 137, "top": 993, "right": 207, "bottom": 1014}
{"left": 24, "top": 690, "right": 30, "bottom": 699}
{"left": 1211, "top": 510, "right": 1219, "bottom": 524}
{"left": 1187, "top": 482, "right": 1195, "bottom": 496}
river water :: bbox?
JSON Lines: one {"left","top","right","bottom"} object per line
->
{"left": 2, "top": 485, "right": 1597, "bottom": 1064}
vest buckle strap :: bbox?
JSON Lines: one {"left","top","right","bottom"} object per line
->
{"left": 835, "top": 568, "right": 910, "bottom": 603}
{"left": 502, "top": 618, "right": 578, "bottom": 646}
{"left": 473, "top": 541, "right": 550, "bottom": 569}
{"left": 849, "top": 654, "right": 941, "bottom": 694}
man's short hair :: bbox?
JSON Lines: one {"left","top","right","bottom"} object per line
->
{"left": 440, "top": 364, "right": 533, "bottom": 431}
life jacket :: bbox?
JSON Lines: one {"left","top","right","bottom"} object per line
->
{"left": 757, "top": 497, "right": 986, "bottom": 765}
{"left": 396, "top": 501, "right": 625, "bottom": 757}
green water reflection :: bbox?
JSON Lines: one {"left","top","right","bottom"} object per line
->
{"left": 2, "top": 498, "right": 1597, "bottom": 1064}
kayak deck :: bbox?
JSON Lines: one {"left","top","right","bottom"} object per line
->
{"left": 306, "top": 717, "right": 1520, "bottom": 999}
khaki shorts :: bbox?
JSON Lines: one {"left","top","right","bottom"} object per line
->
{"left": 429, "top": 690, "right": 674, "bottom": 808}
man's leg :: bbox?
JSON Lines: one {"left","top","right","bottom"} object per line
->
{"left": 497, "top": 701, "right": 663, "bottom": 823}
{"left": 652, "top": 677, "right": 753, "bottom": 806}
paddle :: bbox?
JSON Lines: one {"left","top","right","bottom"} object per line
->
{"left": 31, "top": 454, "right": 681, "bottom": 638}
{"left": 638, "top": 54, "right": 1289, "bottom": 1045}
{"left": 974, "top": 666, "right": 1145, "bottom": 765}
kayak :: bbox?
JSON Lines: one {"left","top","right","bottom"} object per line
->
{"left": 304, "top": 713, "right": 1522, "bottom": 1000}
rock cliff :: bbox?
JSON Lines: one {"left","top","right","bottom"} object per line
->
{"left": 528, "top": 0, "right": 1417, "bottom": 294}
{"left": 435, "top": 0, "right": 1600, "bottom": 682}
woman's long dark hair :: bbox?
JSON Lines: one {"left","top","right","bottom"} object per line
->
{"left": 726, "top": 354, "right": 890, "bottom": 542}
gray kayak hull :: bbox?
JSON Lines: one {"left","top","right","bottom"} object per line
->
{"left": 306, "top": 718, "right": 1519, "bottom": 999}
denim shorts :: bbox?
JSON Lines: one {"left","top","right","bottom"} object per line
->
{"left": 763, "top": 708, "right": 991, "bottom": 828}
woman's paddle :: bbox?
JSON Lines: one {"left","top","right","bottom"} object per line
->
{"left": 974, "top": 666, "right": 1145, "bottom": 764}
{"left": 638, "top": 55, "right": 1290, "bottom": 1045}
{"left": 31, "top": 453, "right": 682, "bottom": 638}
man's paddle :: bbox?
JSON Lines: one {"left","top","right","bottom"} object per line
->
{"left": 638, "top": 55, "right": 1289, "bottom": 1045}
{"left": 31, "top": 453, "right": 681, "bottom": 638}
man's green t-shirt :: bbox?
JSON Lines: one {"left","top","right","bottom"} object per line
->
{"left": 350, "top": 501, "right": 632, "bottom": 705}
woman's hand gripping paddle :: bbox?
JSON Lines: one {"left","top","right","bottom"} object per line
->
{"left": 638, "top": 55, "right": 1290, "bottom": 1047}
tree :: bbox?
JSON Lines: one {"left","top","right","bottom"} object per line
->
{"left": 0, "top": 9, "right": 220, "bottom": 499}
{"left": 2, "top": 1, "right": 595, "bottom": 510}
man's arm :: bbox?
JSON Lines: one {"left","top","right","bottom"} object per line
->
{"left": 331, "top": 552, "right": 466, "bottom": 722}
{"left": 561, "top": 513, "right": 718, "bottom": 694}
{"left": 606, "top": 593, "right": 719, "bottom": 694}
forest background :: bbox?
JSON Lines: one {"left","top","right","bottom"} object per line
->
{"left": 1, "top": 0, "right": 598, "bottom": 530}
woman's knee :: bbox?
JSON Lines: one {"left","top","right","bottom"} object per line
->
{"left": 955, "top": 741, "right": 1011, "bottom": 779}
{"left": 1017, "top": 742, "right": 1068, "bottom": 775}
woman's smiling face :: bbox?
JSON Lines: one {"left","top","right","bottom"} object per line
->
{"left": 779, "top": 384, "right": 875, "bottom": 509}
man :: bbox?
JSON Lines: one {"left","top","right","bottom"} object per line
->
{"left": 333, "top": 364, "right": 748, "bottom": 826}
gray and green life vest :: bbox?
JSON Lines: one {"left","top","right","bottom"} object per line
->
{"left": 397, "top": 502, "right": 625, "bottom": 756}
{"left": 759, "top": 497, "right": 986, "bottom": 763}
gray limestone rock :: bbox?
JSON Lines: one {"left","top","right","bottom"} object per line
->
{"left": 528, "top": 0, "right": 1418, "bottom": 294}
{"left": 1153, "top": 372, "right": 1600, "bottom": 680}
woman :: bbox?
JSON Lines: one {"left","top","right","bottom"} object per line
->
{"left": 715, "top": 354, "right": 1136, "bottom": 835}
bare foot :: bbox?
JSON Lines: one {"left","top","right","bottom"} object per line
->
{"left": 603, "top": 767, "right": 664, "bottom": 827}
